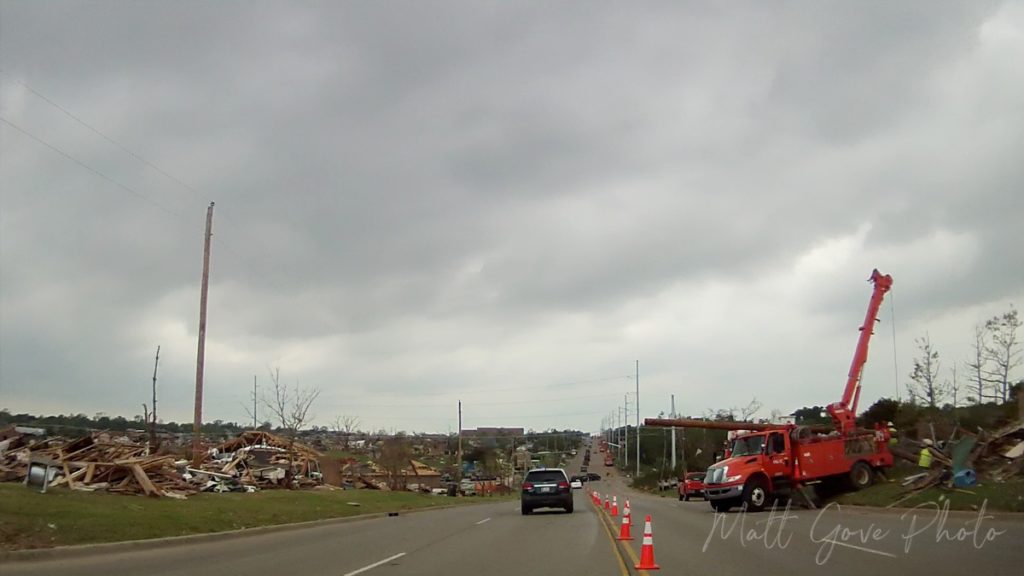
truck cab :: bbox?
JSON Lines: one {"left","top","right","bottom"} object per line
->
{"left": 704, "top": 428, "right": 793, "bottom": 512}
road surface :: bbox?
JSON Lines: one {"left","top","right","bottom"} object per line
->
{"left": 6, "top": 445, "right": 1024, "bottom": 575}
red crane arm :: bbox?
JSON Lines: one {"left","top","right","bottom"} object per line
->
{"left": 827, "top": 269, "right": 892, "bottom": 435}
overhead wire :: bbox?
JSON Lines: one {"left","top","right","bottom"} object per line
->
{"left": 1, "top": 116, "right": 182, "bottom": 218}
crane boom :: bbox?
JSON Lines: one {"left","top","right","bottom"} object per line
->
{"left": 643, "top": 418, "right": 831, "bottom": 433}
{"left": 826, "top": 269, "right": 892, "bottom": 435}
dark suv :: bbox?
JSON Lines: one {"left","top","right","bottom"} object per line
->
{"left": 521, "top": 468, "right": 573, "bottom": 514}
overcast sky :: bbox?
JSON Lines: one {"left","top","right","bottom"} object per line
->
{"left": 1, "top": 1, "right": 1022, "bottom": 434}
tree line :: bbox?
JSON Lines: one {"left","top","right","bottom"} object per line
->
{"left": 905, "top": 306, "right": 1020, "bottom": 410}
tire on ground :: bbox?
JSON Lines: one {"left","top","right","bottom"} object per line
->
{"left": 848, "top": 461, "right": 874, "bottom": 491}
{"left": 742, "top": 476, "right": 770, "bottom": 512}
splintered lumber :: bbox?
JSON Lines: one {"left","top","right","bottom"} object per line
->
{"left": 131, "top": 464, "right": 160, "bottom": 497}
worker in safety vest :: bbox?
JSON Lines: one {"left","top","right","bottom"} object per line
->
{"left": 918, "top": 439, "right": 934, "bottom": 469}
{"left": 887, "top": 422, "right": 898, "bottom": 446}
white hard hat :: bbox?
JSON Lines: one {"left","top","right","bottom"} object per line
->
{"left": 887, "top": 421, "right": 895, "bottom": 427}
{"left": 923, "top": 439, "right": 933, "bottom": 446}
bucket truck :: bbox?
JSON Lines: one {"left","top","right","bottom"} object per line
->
{"left": 646, "top": 270, "right": 895, "bottom": 512}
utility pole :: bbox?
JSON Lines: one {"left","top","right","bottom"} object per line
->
{"left": 191, "top": 202, "right": 214, "bottom": 467}
{"left": 252, "top": 375, "right": 258, "bottom": 429}
{"left": 150, "top": 346, "right": 160, "bottom": 448}
{"left": 635, "top": 360, "right": 640, "bottom": 478}
{"left": 457, "top": 401, "right": 463, "bottom": 483}
{"left": 624, "top": 394, "right": 629, "bottom": 469}
{"left": 670, "top": 394, "right": 676, "bottom": 471}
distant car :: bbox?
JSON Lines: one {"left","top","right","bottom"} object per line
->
{"left": 570, "top": 479, "right": 583, "bottom": 489}
{"left": 570, "top": 474, "right": 587, "bottom": 484}
{"left": 679, "top": 472, "right": 706, "bottom": 501}
{"left": 585, "top": 472, "right": 601, "bottom": 481}
{"left": 522, "top": 468, "right": 573, "bottom": 514}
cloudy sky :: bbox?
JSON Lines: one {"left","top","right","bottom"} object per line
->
{"left": 1, "top": 1, "right": 1022, "bottom": 434}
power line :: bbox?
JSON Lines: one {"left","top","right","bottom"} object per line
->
{"left": 0, "top": 114, "right": 293, "bottom": 296}
{"left": 0, "top": 70, "right": 302, "bottom": 238}
{"left": 0, "top": 70, "right": 209, "bottom": 204}
{"left": 1, "top": 116, "right": 182, "bottom": 218}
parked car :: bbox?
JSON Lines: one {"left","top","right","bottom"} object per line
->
{"left": 521, "top": 468, "right": 573, "bottom": 514}
{"left": 570, "top": 479, "right": 583, "bottom": 489}
{"left": 679, "top": 471, "right": 707, "bottom": 501}
{"left": 585, "top": 472, "right": 601, "bottom": 481}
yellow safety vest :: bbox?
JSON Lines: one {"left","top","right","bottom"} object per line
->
{"left": 918, "top": 447, "right": 932, "bottom": 468}
{"left": 888, "top": 428, "right": 898, "bottom": 446}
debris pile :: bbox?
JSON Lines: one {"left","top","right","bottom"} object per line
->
{"left": 20, "top": 435, "right": 197, "bottom": 498}
{"left": 4, "top": 429, "right": 325, "bottom": 499}
{"left": 893, "top": 419, "right": 1024, "bottom": 499}
{"left": 195, "top": 430, "right": 324, "bottom": 492}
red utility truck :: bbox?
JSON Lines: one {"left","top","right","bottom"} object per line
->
{"left": 646, "top": 270, "right": 895, "bottom": 512}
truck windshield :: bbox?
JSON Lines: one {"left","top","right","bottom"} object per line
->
{"left": 731, "top": 435, "right": 766, "bottom": 457}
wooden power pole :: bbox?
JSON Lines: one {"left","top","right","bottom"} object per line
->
{"left": 150, "top": 345, "right": 160, "bottom": 447}
{"left": 192, "top": 202, "right": 215, "bottom": 467}
{"left": 457, "top": 400, "right": 463, "bottom": 483}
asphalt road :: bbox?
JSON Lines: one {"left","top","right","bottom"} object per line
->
{"left": 595, "top": 458, "right": 1024, "bottom": 576}
{"left": 6, "top": 444, "right": 1024, "bottom": 576}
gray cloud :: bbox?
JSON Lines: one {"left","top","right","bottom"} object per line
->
{"left": 2, "top": 1, "right": 1022, "bottom": 431}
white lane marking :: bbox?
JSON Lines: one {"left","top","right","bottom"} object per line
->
{"left": 343, "top": 552, "right": 407, "bottom": 576}
{"left": 475, "top": 517, "right": 491, "bottom": 525}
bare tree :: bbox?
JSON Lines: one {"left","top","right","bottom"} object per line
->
{"left": 262, "top": 367, "right": 321, "bottom": 488}
{"left": 984, "top": 306, "right": 1021, "bottom": 403}
{"left": 965, "top": 325, "right": 991, "bottom": 403}
{"left": 906, "top": 335, "right": 947, "bottom": 408}
{"left": 738, "top": 398, "right": 762, "bottom": 421}
{"left": 331, "top": 415, "right": 361, "bottom": 449}
{"left": 378, "top": 435, "right": 411, "bottom": 490}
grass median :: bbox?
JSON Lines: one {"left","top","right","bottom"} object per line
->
{"left": 0, "top": 484, "right": 512, "bottom": 550}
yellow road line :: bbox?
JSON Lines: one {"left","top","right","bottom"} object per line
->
{"left": 595, "top": 503, "right": 631, "bottom": 576}
{"left": 599, "top": 507, "right": 648, "bottom": 576}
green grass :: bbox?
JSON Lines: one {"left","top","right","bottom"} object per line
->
{"left": 0, "top": 484, "right": 505, "bottom": 550}
{"left": 834, "top": 475, "right": 1024, "bottom": 512}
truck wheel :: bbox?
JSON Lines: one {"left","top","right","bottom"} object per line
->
{"left": 565, "top": 502, "right": 574, "bottom": 514}
{"left": 710, "top": 499, "right": 733, "bottom": 513}
{"left": 742, "top": 477, "right": 770, "bottom": 512}
{"left": 849, "top": 461, "right": 874, "bottom": 491}
{"left": 678, "top": 492, "right": 685, "bottom": 501}
{"left": 684, "top": 493, "right": 690, "bottom": 501}
{"left": 521, "top": 505, "right": 532, "bottom": 515}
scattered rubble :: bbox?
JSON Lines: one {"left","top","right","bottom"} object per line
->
{"left": 1, "top": 427, "right": 325, "bottom": 499}
{"left": 889, "top": 419, "right": 1024, "bottom": 503}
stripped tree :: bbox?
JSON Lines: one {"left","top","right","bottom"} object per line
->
{"left": 262, "top": 367, "right": 321, "bottom": 488}
{"left": 906, "top": 335, "right": 947, "bottom": 408}
{"left": 984, "top": 307, "right": 1021, "bottom": 403}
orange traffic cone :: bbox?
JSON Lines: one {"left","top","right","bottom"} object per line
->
{"left": 614, "top": 508, "right": 630, "bottom": 537}
{"left": 611, "top": 495, "right": 618, "bottom": 517}
{"left": 604, "top": 495, "right": 610, "bottom": 510}
{"left": 634, "top": 515, "right": 660, "bottom": 571}
{"left": 624, "top": 500, "right": 632, "bottom": 525}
